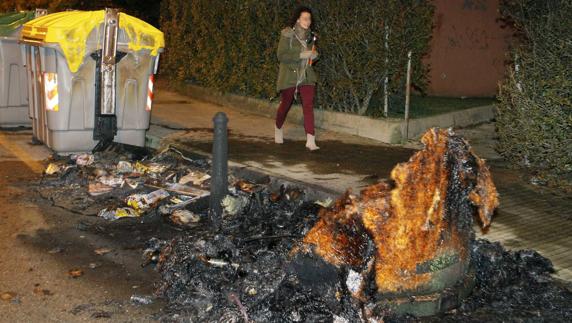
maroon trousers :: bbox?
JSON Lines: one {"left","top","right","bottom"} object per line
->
{"left": 275, "top": 85, "right": 315, "bottom": 135}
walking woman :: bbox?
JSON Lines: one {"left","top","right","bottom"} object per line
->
{"left": 274, "top": 5, "right": 319, "bottom": 150}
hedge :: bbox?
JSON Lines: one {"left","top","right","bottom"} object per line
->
{"left": 497, "top": 0, "right": 572, "bottom": 188}
{"left": 0, "top": 0, "right": 161, "bottom": 27}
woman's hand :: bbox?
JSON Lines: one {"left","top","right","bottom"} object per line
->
{"left": 300, "top": 50, "right": 318, "bottom": 60}
{"left": 310, "top": 51, "right": 318, "bottom": 60}
{"left": 300, "top": 50, "right": 313, "bottom": 59}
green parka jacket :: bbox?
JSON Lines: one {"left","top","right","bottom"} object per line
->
{"left": 276, "top": 27, "right": 318, "bottom": 92}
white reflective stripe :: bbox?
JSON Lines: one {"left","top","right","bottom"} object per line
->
{"left": 146, "top": 75, "right": 154, "bottom": 111}
{"left": 43, "top": 73, "right": 59, "bottom": 112}
{"left": 146, "top": 95, "right": 152, "bottom": 111}
{"left": 153, "top": 54, "right": 160, "bottom": 74}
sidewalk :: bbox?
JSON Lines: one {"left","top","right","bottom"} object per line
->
{"left": 149, "top": 88, "right": 417, "bottom": 195}
{"left": 149, "top": 86, "right": 572, "bottom": 282}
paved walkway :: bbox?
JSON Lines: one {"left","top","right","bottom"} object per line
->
{"left": 150, "top": 88, "right": 417, "bottom": 194}
{"left": 475, "top": 173, "right": 572, "bottom": 281}
{"left": 150, "top": 86, "right": 572, "bottom": 282}
{"left": 454, "top": 124, "right": 572, "bottom": 281}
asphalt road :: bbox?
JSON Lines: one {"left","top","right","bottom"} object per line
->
{"left": 0, "top": 130, "right": 176, "bottom": 322}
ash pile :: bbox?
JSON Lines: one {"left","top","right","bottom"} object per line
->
{"left": 152, "top": 129, "right": 572, "bottom": 322}
{"left": 156, "top": 234, "right": 572, "bottom": 322}
{"left": 39, "top": 145, "right": 212, "bottom": 225}
{"left": 152, "top": 184, "right": 356, "bottom": 322}
{"left": 432, "top": 239, "right": 572, "bottom": 322}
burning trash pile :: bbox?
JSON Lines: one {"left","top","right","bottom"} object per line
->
{"left": 151, "top": 129, "right": 572, "bottom": 322}
{"left": 39, "top": 145, "right": 212, "bottom": 224}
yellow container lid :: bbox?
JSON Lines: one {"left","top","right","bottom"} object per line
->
{"left": 20, "top": 10, "right": 164, "bottom": 73}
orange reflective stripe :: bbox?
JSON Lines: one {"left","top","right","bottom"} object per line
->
{"left": 43, "top": 73, "right": 59, "bottom": 112}
{"left": 47, "top": 88, "right": 57, "bottom": 100}
{"left": 146, "top": 75, "right": 154, "bottom": 111}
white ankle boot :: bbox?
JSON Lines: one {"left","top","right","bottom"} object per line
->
{"left": 305, "top": 134, "right": 320, "bottom": 151}
{"left": 275, "top": 125, "right": 284, "bottom": 144}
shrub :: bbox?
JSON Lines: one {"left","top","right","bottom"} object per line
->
{"left": 1, "top": 0, "right": 161, "bottom": 27}
{"left": 497, "top": 0, "right": 572, "bottom": 188}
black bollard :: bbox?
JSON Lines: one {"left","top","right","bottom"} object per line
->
{"left": 209, "top": 112, "right": 229, "bottom": 230}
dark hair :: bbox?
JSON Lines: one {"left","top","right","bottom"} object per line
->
{"left": 288, "top": 5, "right": 315, "bottom": 30}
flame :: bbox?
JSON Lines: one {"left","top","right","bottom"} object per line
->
{"left": 298, "top": 128, "right": 499, "bottom": 295}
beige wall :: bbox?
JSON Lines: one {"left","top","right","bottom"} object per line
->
{"left": 425, "top": 0, "right": 512, "bottom": 97}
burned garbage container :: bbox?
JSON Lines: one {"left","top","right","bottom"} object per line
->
{"left": 19, "top": 9, "right": 164, "bottom": 153}
{"left": 0, "top": 10, "right": 37, "bottom": 126}
{"left": 297, "top": 128, "right": 500, "bottom": 317}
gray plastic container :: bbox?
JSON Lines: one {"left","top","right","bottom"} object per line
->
{"left": 0, "top": 11, "right": 35, "bottom": 126}
{"left": 21, "top": 11, "right": 162, "bottom": 153}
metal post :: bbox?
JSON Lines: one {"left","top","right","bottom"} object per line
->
{"left": 92, "top": 8, "right": 119, "bottom": 151}
{"left": 404, "top": 51, "right": 412, "bottom": 141}
{"left": 210, "top": 112, "right": 229, "bottom": 230}
{"left": 383, "top": 25, "right": 390, "bottom": 118}
{"left": 515, "top": 53, "right": 522, "bottom": 92}
{"left": 101, "top": 8, "right": 119, "bottom": 116}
